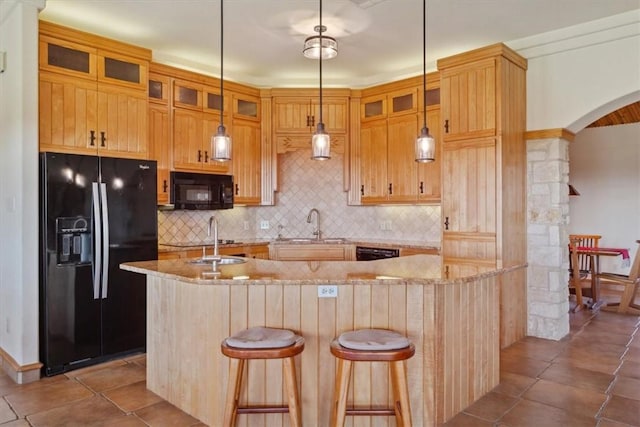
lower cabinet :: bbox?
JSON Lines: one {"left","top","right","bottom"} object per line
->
{"left": 158, "top": 244, "right": 269, "bottom": 260}
{"left": 269, "top": 244, "right": 356, "bottom": 261}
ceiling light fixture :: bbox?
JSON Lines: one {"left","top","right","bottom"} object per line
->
{"left": 303, "top": 25, "right": 338, "bottom": 60}
{"left": 415, "top": 0, "right": 435, "bottom": 163}
{"left": 311, "top": 0, "right": 331, "bottom": 160}
{"left": 211, "top": 0, "right": 231, "bottom": 162}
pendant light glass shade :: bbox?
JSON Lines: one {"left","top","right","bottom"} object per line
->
{"left": 311, "top": 0, "right": 330, "bottom": 160}
{"left": 415, "top": 0, "right": 435, "bottom": 163}
{"left": 211, "top": 0, "right": 231, "bottom": 162}
{"left": 311, "top": 122, "right": 330, "bottom": 160}
{"left": 303, "top": 35, "right": 338, "bottom": 60}
{"left": 415, "top": 126, "right": 435, "bottom": 162}
{"left": 212, "top": 124, "right": 231, "bottom": 161}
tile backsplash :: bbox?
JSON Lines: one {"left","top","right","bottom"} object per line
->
{"left": 159, "top": 150, "right": 441, "bottom": 244}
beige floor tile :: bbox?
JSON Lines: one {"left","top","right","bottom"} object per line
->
{"left": 76, "top": 363, "right": 146, "bottom": 393}
{"left": 522, "top": 379, "right": 607, "bottom": 418}
{"left": 0, "top": 397, "right": 17, "bottom": 424}
{"left": 102, "top": 380, "right": 163, "bottom": 413}
{"left": 4, "top": 378, "right": 93, "bottom": 417}
{"left": 134, "top": 401, "right": 202, "bottom": 426}
{"left": 26, "top": 394, "right": 124, "bottom": 426}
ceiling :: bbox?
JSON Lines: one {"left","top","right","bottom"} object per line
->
{"left": 39, "top": 0, "right": 640, "bottom": 89}
{"left": 588, "top": 101, "right": 640, "bottom": 128}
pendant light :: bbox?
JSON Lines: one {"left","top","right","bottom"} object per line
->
{"left": 311, "top": 0, "right": 330, "bottom": 160}
{"left": 211, "top": 0, "right": 231, "bottom": 161}
{"left": 415, "top": 0, "right": 435, "bottom": 163}
{"left": 303, "top": 25, "right": 338, "bottom": 60}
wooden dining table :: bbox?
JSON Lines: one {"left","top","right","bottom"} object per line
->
{"left": 576, "top": 247, "right": 630, "bottom": 310}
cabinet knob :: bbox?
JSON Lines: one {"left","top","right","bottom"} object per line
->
{"left": 197, "top": 150, "right": 202, "bottom": 162}
{"left": 419, "top": 181, "right": 424, "bottom": 194}
{"left": 100, "top": 131, "right": 106, "bottom": 147}
{"left": 444, "top": 119, "right": 450, "bottom": 133}
{"left": 235, "top": 183, "right": 239, "bottom": 195}
{"left": 89, "top": 130, "right": 96, "bottom": 146}
{"left": 360, "top": 185, "right": 364, "bottom": 196}
{"left": 445, "top": 265, "right": 450, "bottom": 279}
{"left": 162, "top": 179, "right": 168, "bottom": 193}
{"left": 204, "top": 151, "right": 209, "bottom": 163}
{"left": 388, "top": 183, "right": 393, "bottom": 195}
{"left": 444, "top": 216, "right": 450, "bottom": 230}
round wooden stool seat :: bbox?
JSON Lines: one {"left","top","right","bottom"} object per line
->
{"left": 221, "top": 327, "right": 304, "bottom": 427}
{"left": 330, "top": 329, "right": 415, "bottom": 427}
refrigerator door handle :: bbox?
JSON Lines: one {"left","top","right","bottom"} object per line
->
{"left": 100, "top": 183, "right": 110, "bottom": 299}
{"left": 92, "top": 182, "right": 102, "bottom": 300}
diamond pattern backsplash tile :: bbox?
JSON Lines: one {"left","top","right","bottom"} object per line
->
{"left": 159, "top": 150, "right": 441, "bottom": 244}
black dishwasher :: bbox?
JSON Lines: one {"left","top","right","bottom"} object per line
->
{"left": 355, "top": 246, "right": 400, "bottom": 261}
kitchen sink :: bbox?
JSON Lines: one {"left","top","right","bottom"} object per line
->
{"left": 187, "top": 256, "right": 247, "bottom": 266}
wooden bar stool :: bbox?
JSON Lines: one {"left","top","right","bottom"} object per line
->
{"left": 330, "top": 328, "right": 415, "bottom": 427}
{"left": 221, "top": 327, "right": 305, "bottom": 427}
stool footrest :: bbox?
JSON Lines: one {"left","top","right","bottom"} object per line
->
{"left": 237, "top": 405, "right": 290, "bottom": 414}
{"left": 345, "top": 408, "right": 396, "bottom": 416}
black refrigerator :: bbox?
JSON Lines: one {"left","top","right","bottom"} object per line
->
{"left": 39, "top": 152, "right": 158, "bottom": 376}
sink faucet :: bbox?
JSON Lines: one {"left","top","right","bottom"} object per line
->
{"left": 207, "top": 216, "right": 220, "bottom": 258}
{"left": 306, "top": 208, "right": 321, "bottom": 240}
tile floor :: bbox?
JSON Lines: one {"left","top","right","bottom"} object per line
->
{"left": 1, "top": 309, "right": 639, "bottom": 426}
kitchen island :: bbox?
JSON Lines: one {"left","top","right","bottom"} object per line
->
{"left": 121, "top": 255, "right": 526, "bottom": 426}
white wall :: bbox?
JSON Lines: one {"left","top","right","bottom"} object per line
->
{"left": 513, "top": 10, "right": 640, "bottom": 131}
{"left": 0, "top": 0, "right": 43, "bottom": 369}
{"left": 569, "top": 123, "right": 640, "bottom": 274}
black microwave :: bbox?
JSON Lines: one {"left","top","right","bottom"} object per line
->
{"left": 170, "top": 172, "right": 234, "bottom": 210}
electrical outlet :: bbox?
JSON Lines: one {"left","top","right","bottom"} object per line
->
{"left": 260, "top": 220, "right": 270, "bottom": 230}
{"left": 318, "top": 285, "right": 338, "bottom": 298}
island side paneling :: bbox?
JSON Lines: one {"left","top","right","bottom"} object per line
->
{"left": 146, "top": 275, "right": 503, "bottom": 426}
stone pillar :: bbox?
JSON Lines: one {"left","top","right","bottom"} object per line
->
{"left": 526, "top": 132, "right": 573, "bottom": 340}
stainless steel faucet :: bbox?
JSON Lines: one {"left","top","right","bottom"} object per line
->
{"left": 207, "top": 215, "right": 220, "bottom": 258}
{"left": 306, "top": 208, "right": 321, "bottom": 240}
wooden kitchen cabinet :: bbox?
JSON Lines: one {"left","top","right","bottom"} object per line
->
{"left": 230, "top": 94, "right": 262, "bottom": 205}
{"left": 354, "top": 75, "right": 441, "bottom": 205}
{"left": 271, "top": 89, "right": 350, "bottom": 155}
{"left": 269, "top": 244, "right": 355, "bottom": 261}
{"left": 149, "top": 103, "right": 171, "bottom": 204}
{"left": 438, "top": 44, "right": 527, "bottom": 278}
{"left": 38, "top": 22, "right": 151, "bottom": 159}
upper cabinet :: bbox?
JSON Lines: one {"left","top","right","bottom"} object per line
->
{"left": 38, "top": 21, "right": 151, "bottom": 159}
{"left": 438, "top": 44, "right": 527, "bottom": 278}
{"left": 350, "top": 75, "right": 441, "bottom": 205}
{"left": 231, "top": 94, "right": 262, "bottom": 205}
{"left": 271, "top": 89, "right": 350, "bottom": 155}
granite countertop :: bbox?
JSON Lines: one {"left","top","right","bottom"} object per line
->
{"left": 159, "top": 238, "right": 440, "bottom": 253}
{"left": 122, "top": 254, "right": 443, "bottom": 284}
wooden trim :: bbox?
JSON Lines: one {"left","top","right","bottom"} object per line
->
{"left": 360, "top": 72, "right": 440, "bottom": 98}
{"left": 0, "top": 346, "right": 43, "bottom": 374}
{"left": 525, "top": 128, "right": 576, "bottom": 142}
{"left": 268, "top": 88, "right": 353, "bottom": 98}
{"left": 437, "top": 43, "right": 527, "bottom": 71}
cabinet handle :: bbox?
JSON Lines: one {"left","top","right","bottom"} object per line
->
{"left": 197, "top": 150, "right": 202, "bottom": 162}
{"left": 445, "top": 265, "right": 450, "bottom": 279}
{"left": 419, "top": 181, "right": 424, "bottom": 194}
{"left": 89, "top": 130, "right": 96, "bottom": 146}
{"left": 235, "top": 183, "right": 239, "bottom": 195}
{"left": 204, "top": 151, "right": 209, "bottom": 163}
{"left": 162, "top": 179, "right": 168, "bottom": 193}
{"left": 100, "top": 131, "right": 106, "bottom": 147}
{"left": 360, "top": 185, "right": 364, "bottom": 196}
{"left": 444, "top": 119, "right": 449, "bottom": 133}
{"left": 306, "top": 115, "right": 311, "bottom": 127}
{"left": 310, "top": 115, "right": 315, "bottom": 127}
{"left": 388, "top": 183, "right": 393, "bottom": 195}
{"left": 444, "top": 216, "right": 450, "bottom": 230}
